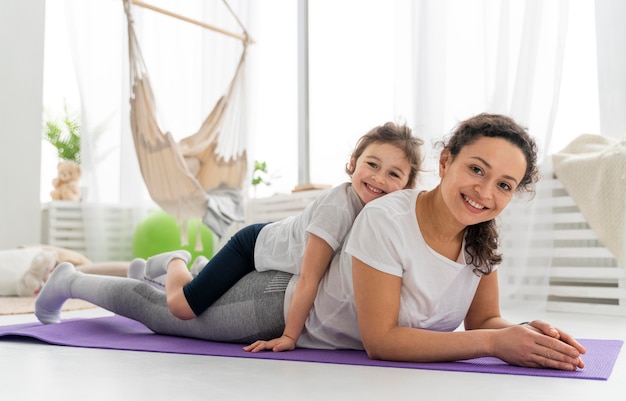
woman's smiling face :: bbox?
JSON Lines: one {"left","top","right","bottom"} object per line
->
{"left": 438, "top": 136, "right": 527, "bottom": 227}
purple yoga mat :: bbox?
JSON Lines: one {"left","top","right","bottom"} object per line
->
{"left": 0, "top": 315, "right": 621, "bottom": 380}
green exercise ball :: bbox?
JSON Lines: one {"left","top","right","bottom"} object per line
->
{"left": 132, "top": 210, "right": 213, "bottom": 263}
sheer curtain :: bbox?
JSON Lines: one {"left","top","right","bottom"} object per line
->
{"left": 408, "top": 0, "right": 572, "bottom": 309}
{"left": 59, "top": 0, "right": 611, "bottom": 300}
{"left": 64, "top": 0, "right": 137, "bottom": 262}
{"left": 64, "top": 0, "right": 254, "bottom": 261}
{"left": 595, "top": 0, "right": 626, "bottom": 139}
{"left": 308, "top": 0, "right": 571, "bottom": 307}
{"left": 304, "top": 1, "right": 599, "bottom": 310}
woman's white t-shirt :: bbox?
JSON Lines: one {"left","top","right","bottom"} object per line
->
{"left": 254, "top": 182, "right": 363, "bottom": 275}
{"left": 293, "top": 189, "right": 484, "bottom": 349}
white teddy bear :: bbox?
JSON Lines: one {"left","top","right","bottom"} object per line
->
{"left": 16, "top": 250, "right": 58, "bottom": 297}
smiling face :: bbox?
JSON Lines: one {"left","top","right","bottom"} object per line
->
{"left": 438, "top": 136, "right": 527, "bottom": 227}
{"left": 350, "top": 142, "right": 411, "bottom": 204}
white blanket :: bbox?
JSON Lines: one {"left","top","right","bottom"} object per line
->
{"left": 0, "top": 248, "right": 43, "bottom": 296}
{"left": 552, "top": 134, "right": 626, "bottom": 268}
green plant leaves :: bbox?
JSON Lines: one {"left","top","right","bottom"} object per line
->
{"left": 43, "top": 106, "right": 81, "bottom": 163}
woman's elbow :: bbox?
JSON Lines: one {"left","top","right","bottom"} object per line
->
{"left": 363, "top": 347, "right": 385, "bottom": 360}
{"left": 361, "top": 337, "right": 390, "bottom": 360}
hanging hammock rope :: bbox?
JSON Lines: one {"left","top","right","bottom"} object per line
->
{"left": 130, "top": 0, "right": 253, "bottom": 43}
{"left": 123, "top": 0, "right": 250, "bottom": 244}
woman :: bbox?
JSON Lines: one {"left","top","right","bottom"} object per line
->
{"left": 35, "top": 113, "right": 585, "bottom": 370}
{"left": 345, "top": 113, "right": 585, "bottom": 369}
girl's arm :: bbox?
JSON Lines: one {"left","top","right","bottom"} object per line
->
{"left": 352, "top": 257, "right": 584, "bottom": 370}
{"left": 244, "top": 234, "right": 333, "bottom": 352}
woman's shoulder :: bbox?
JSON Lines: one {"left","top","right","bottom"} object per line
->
{"left": 359, "top": 189, "right": 420, "bottom": 221}
{"left": 367, "top": 188, "right": 420, "bottom": 209}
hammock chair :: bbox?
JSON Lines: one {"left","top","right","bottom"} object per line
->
{"left": 123, "top": 0, "right": 251, "bottom": 242}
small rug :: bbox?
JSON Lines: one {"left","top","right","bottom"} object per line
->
{"left": 0, "top": 315, "right": 621, "bottom": 380}
{"left": 0, "top": 297, "right": 95, "bottom": 315}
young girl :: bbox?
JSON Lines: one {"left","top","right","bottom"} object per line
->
{"left": 130, "top": 121, "right": 424, "bottom": 352}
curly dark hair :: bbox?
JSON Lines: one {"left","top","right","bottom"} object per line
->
{"left": 345, "top": 122, "right": 424, "bottom": 189}
{"left": 442, "top": 113, "right": 539, "bottom": 275}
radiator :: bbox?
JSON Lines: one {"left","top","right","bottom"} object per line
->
{"left": 247, "top": 189, "right": 327, "bottom": 224}
{"left": 41, "top": 201, "right": 136, "bottom": 262}
{"left": 499, "top": 176, "right": 626, "bottom": 316}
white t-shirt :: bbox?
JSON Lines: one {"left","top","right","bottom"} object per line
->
{"left": 293, "top": 189, "right": 484, "bottom": 350}
{"left": 254, "top": 182, "right": 363, "bottom": 275}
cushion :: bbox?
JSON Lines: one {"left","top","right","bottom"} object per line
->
{"left": 0, "top": 248, "right": 44, "bottom": 296}
{"left": 18, "top": 244, "right": 92, "bottom": 266}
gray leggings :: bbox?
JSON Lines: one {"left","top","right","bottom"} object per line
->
{"left": 69, "top": 270, "right": 291, "bottom": 343}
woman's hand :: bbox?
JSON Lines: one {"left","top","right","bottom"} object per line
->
{"left": 523, "top": 320, "right": 587, "bottom": 358}
{"left": 492, "top": 323, "right": 586, "bottom": 370}
{"left": 523, "top": 320, "right": 584, "bottom": 347}
{"left": 243, "top": 335, "right": 297, "bottom": 353}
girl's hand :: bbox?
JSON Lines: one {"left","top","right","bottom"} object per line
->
{"left": 243, "top": 335, "right": 297, "bottom": 353}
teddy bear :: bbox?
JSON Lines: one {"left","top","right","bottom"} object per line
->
{"left": 50, "top": 160, "right": 82, "bottom": 201}
{"left": 16, "top": 250, "right": 58, "bottom": 297}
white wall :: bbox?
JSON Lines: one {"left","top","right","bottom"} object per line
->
{"left": 0, "top": 0, "right": 45, "bottom": 249}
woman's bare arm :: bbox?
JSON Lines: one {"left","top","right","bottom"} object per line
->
{"left": 352, "top": 257, "right": 584, "bottom": 370}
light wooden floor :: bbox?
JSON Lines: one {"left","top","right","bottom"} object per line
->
{"left": 1, "top": 306, "right": 625, "bottom": 400}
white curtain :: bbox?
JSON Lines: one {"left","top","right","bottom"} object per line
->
{"left": 59, "top": 0, "right": 610, "bottom": 304}
{"left": 406, "top": 0, "right": 622, "bottom": 311}
{"left": 64, "top": 0, "right": 138, "bottom": 262}
{"left": 303, "top": 0, "right": 602, "bottom": 311}
{"left": 64, "top": 0, "right": 254, "bottom": 261}
{"left": 595, "top": 0, "right": 626, "bottom": 139}
{"left": 407, "top": 0, "right": 572, "bottom": 310}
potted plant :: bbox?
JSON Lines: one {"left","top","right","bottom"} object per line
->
{"left": 43, "top": 104, "right": 82, "bottom": 201}
{"left": 43, "top": 103, "right": 81, "bottom": 164}
{"left": 251, "top": 160, "right": 280, "bottom": 197}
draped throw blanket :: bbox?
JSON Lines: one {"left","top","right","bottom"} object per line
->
{"left": 552, "top": 134, "right": 626, "bottom": 267}
{"left": 123, "top": 0, "right": 250, "bottom": 243}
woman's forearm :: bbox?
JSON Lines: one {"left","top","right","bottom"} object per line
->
{"left": 362, "top": 325, "right": 495, "bottom": 362}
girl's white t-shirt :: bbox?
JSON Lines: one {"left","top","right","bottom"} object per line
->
{"left": 293, "top": 189, "right": 484, "bottom": 350}
{"left": 254, "top": 182, "right": 363, "bottom": 275}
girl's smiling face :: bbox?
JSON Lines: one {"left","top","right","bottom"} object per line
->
{"left": 438, "top": 136, "right": 527, "bottom": 227}
{"left": 350, "top": 142, "right": 411, "bottom": 205}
